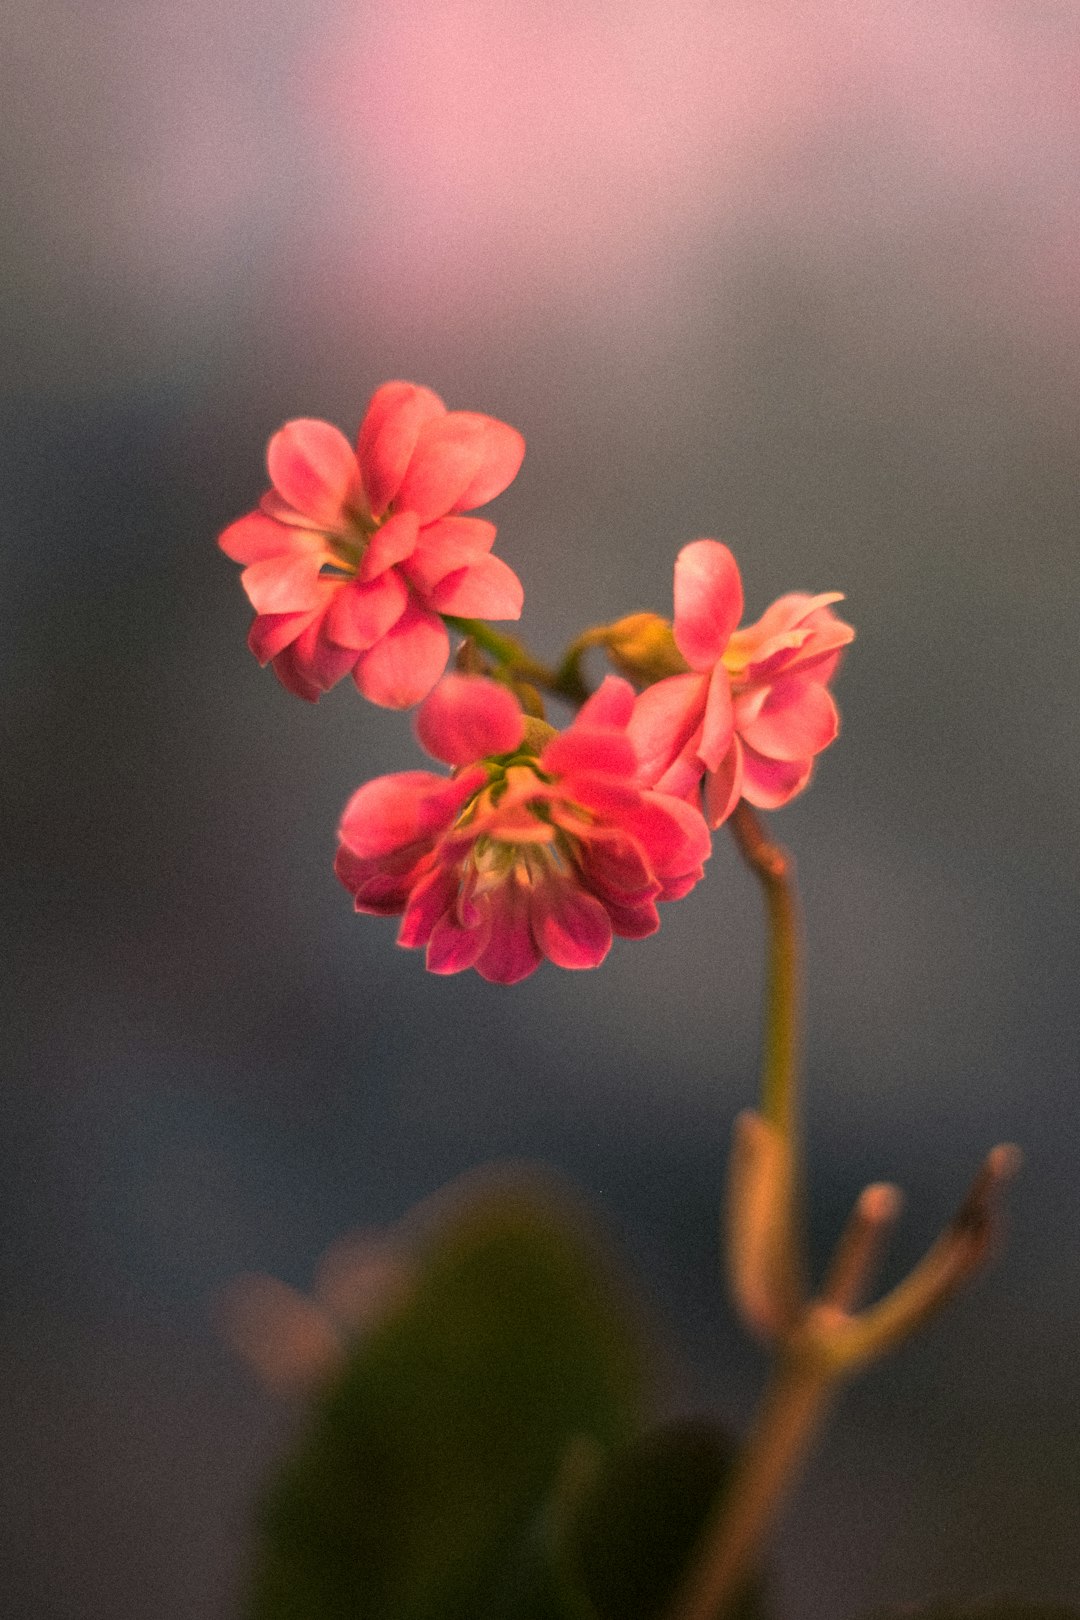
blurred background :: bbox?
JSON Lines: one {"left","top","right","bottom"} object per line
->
{"left": 4, "top": 1, "right": 1080, "bottom": 1615}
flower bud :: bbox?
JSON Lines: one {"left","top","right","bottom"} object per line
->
{"left": 600, "top": 614, "right": 689, "bottom": 685}
{"left": 521, "top": 715, "right": 558, "bottom": 755}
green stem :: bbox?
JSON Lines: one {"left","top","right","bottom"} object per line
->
{"left": 726, "top": 801, "right": 805, "bottom": 1322}
{"left": 726, "top": 801, "right": 800, "bottom": 1139}
{"left": 666, "top": 1342, "right": 835, "bottom": 1620}
{"left": 661, "top": 801, "right": 813, "bottom": 1620}
{"left": 662, "top": 804, "right": 1020, "bottom": 1620}
{"left": 551, "top": 628, "right": 609, "bottom": 707}
{"left": 442, "top": 616, "right": 590, "bottom": 707}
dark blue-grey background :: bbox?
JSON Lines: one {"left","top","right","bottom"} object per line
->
{"left": 4, "top": 3, "right": 1079, "bottom": 1615}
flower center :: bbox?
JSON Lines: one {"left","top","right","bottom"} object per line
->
{"left": 454, "top": 758, "right": 586, "bottom": 892}
{"left": 721, "top": 632, "right": 754, "bottom": 689}
{"left": 469, "top": 838, "right": 564, "bottom": 894}
{"left": 321, "top": 507, "right": 383, "bottom": 579}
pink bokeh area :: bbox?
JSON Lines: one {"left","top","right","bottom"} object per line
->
{"left": 10, "top": 0, "right": 1080, "bottom": 366}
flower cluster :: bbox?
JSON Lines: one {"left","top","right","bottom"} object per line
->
{"left": 218, "top": 382, "right": 524, "bottom": 708}
{"left": 220, "top": 382, "right": 853, "bottom": 981}
{"left": 336, "top": 675, "right": 711, "bottom": 983}
{"left": 629, "top": 540, "right": 855, "bottom": 826}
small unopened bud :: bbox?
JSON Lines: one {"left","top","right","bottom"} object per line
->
{"left": 601, "top": 614, "right": 689, "bottom": 684}
{"left": 521, "top": 715, "right": 558, "bottom": 755}
{"left": 512, "top": 681, "right": 547, "bottom": 719}
{"left": 454, "top": 636, "right": 490, "bottom": 676}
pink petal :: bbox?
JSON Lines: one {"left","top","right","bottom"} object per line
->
{"left": 654, "top": 733, "right": 706, "bottom": 801}
{"left": 353, "top": 600, "right": 450, "bottom": 709}
{"left": 790, "top": 647, "right": 845, "bottom": 686}
{"left": 559, "top": 776, "right": 642, "bottom": 821}
{"left": 455, "top": 866, "right": 487, "bottom": 930}
{"left": 336, "top": 844, "right": 422, "bottom": 905}
{"left": 351, "top": 876, "right": 421, "bottom": 916}
{"left": 241, "top": 554, "right": 327, "bottom": 615}
{"left": 750, "top": 625, "right": 854, "bottom": 685}
{"left": 656, "top": 866, "right": 706, "bottom": 902}
{"left": 449, "top": 415, "right": 526, "bottom": 512}
{"left": 323, "top": 572, "right": 408, "bottom": 651}
{"left": 356, "top": 510, "right": 420, "bottom": 583}
{"left": 672, "top": 541, "right": 744, "bottom": 670}
{"left": 475, "top": 877, "right": 543, "bottom": 985}
{"left": 268, "top": 607, "right": 357, "bottom": 698}
{"left": 259, "top": 490, "right": 330, "bottom": 531}
{"left": 288, "top": 613, "right": 334, "bottom": 685}
{"left": 541, "top": 727, "right": 637, "bottom": 782}
{"left": 732, "top": 684, "right": 768, "bottom": 726}
{"left": 741, "top": 594, "right": 854, "bottom": 681}
{"left": 617, "top": 791, "right": 713, "bottom": 881}
{"left": 798, "top": 607, "right": 854, "bottom": 656}
{"left": 333, "top": 845, "right": 371, "bottom": 896}
{"left": 728, "top": 627, "right": 808, "bottom": 684}
{"left": 740, "top": 743, "right": 813, "bottom": 810}
{"left": 625, "top": 672, "right": 708, "bottom": 786}
{"left": 302, "top": 628, "right": 362, "bottom": 693}
{"left": 271, "top": 642, "right": 323, "bottom": 702}
{"left": 335, "top": 846, "right": 422, "bottom": 914}
{"left": 428, "top": 554, "right": 524, "bottom": 619}
{"left": 355, "top": 382, "right": 446, "bottom": 517}
{"left": 746, "top": 591, "right": 846, "bottom": 643}
{"left": 219, "top": 511, "right": 324, "bottom": 564}
{"left": 531, "top": 880, "right": 613, "bottom": 970}
{"left": 392, "top": 417, "right": 485, "bottom": 524}
{"left": 698, "top": 662, "right": 735, "bottom": 772}
{"left": 393, "top": 413, "right": 519, "bottom": 526}
{"left": 247, "top": 603, "right": 326, "bottom": 665}
{"left": 573, "top": 827, "right": 657, "bottom": 903}
{"left": 737, "top": 678, "right": 839, "bottom": 761}
{"left": 425, "top": 906, "right": 491, "bottom": 974}
{"left": 266, "top": 419, "right": 364, "bottom": 530}
{"left": 605, "top": 897, "right": 661, "bottom": 939}
{"left": 415, "top": 674, "right": 524, "bottom": 766}
{"left": 575, "top": 675, "right": 636, "bottom": 731}
{"left": 339, "top": 770, "right": 475, "bottom": 859}
{"left": 599, "top": 787, "right": 709, "bottom": 887}
{"left": 339, "top": 837, "right": 439, "bottom": 886}
{"left": 402, "top": 517, "right": 498, "bottom": 593}
{"left": 703, "top": 741, "right": 743, "bottom": 828}
{"left": 397, "top": 862, "right": 460, "bottom": 948}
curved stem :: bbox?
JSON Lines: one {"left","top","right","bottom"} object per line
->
{"left": 666, "top": 1343, "right": 834, "bottom": 1620}
{"left": 666, "top": 802, "right": 1019, "bottom": 1620}
{"left": 442, "top": 616, "right": 590, "bottom": 707}
{"left": 726, "top": 802, "right": 800, "bottom": 1139}
{"left": 552, "top": 637, "right": 594, "bottom": 706}
{"left": 726, "top": 802, "right": 806, "bottom": 1327}
{"left": 664, "top": 802, "right": 811, "bottom": 1620}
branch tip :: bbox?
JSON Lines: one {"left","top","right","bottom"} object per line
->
{"left": 820, "top": 1181, "right": 903, "bottom": 1313}
{"left": 858, "top": 1183, "right": 905, "bottom": 1224}
{"left": 819, "top": 1142, "right": 1022, "bottom": 1373}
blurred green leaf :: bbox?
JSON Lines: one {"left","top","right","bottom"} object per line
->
{"left": 248, "top": 1173, "right": 646, "bottom": 1620}
{"left": 560, "top": 1418, "right": 768, "bottom": 1620}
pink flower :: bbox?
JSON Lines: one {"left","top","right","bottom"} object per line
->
{"left": 628, "top": 540, "right": 854, "bottom": 827}
{"left": 335, "top": 674, "right": 712, "bottom": 984}
{"left": 218, "top": 381, "right": 525, "bottom": 708}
